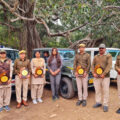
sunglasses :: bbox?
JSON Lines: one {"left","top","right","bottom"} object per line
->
{"left": 99, "top": 48, "right": 105, "bottom": 49}
{"left": 0, "top": 53, "right": 6, "bottom": 54}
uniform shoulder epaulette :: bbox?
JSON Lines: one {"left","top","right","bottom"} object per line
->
{"left": 95, "top": 54, "right": 99, "bottom": 57}
{"left": 106, "top": 53, "right": 112, "bottom": 57}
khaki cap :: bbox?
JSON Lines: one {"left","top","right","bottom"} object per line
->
{"left": 79, "top": 44, "right": 86, "bottom": 48}
{"left": 0, "top": 50, "right": 6, "bottom": 54}
{"left": 19, "top": 50, "right": 26, "bottom": 54}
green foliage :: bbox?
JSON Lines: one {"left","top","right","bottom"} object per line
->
{"left": 0, "top": 0, "right": 120, "bottom": 48}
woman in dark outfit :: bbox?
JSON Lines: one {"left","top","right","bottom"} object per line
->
{"left": 48, "top": 48, "right": 62, "bottom": 100}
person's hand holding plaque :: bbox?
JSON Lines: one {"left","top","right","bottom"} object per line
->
{"left": 34, "top": 74, "right": 38, "bottom": 78}
{"left": 117, "top": 68, "right": 120, "bottom": 75}
{"left": 93, "top": 73, "right": 98, "bottom": 78}
{"left": 75, "top": 72, "right": 78, "bottom": 77}
{"left": 83, "top": 71, "right": 87, "bottom": 78}
{"left": 7, "top": 78, "right": 12, "bottom": 85}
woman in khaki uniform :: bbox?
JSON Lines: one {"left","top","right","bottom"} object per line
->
{"left": 31, "top": 51, "right": 46, "bottom": 104}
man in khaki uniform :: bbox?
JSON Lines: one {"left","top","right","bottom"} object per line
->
{"left": 14, "top": 50, "right": 31, "bottom": 108}
{"left": 0, "top": 50, "right": 13, "bottom": 112}
{"left": 74, "top": 44, "right": 91, "bottom": 106}
{"left": 115, "top": 54, "right": 120, "bottom": 114}
{"left": 92, "top": 44, "right": 112, "bottom": 112}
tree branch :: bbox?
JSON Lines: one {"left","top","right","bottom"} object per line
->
{"left": 0, "top": 0, "right": 94, "bottom": 37}
{"left": 0, "top": 22, "right": 20, "bottom": 31}
{"left": 112, "top": 23, "right": 120, "bottom": 32}
{"left": 37, "top": 18, "right": 89, "bottom": 37}
{"left": 0, "top": 0, "right": 35, "bottom": 21}
{"left": 104, "top": 6, "right": 120, "bottom": 10}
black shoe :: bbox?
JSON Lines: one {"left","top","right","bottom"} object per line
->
{"left": 103, "top": 106, "right": 108, "bottom": 112}
{"left": 116, "top": 108, "right": 120, "bottom": 114}
{"left": 82, "top": 100, "right": 87, "bottom": 107}
{"left": 52, "top": 96, "right": 56, "bottom": 101}
{"left": 76, "top": 100, "right": 82, "bottom": 106}
{"left": 93, "top": 103, "right": 102, "bottom": 108}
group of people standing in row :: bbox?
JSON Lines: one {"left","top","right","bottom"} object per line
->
{"left": 0, "top": 48, "right": 62, "bottom": 112}
{"left": 0, "top": 44, "right": 120, "bottom": 114}
{"left": 74, "top": 43, "right": 120, "bottom": 114}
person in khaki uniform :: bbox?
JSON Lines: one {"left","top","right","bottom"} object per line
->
{"left": 31, "top": 51, "right": 46, "bottom": 104}
{"left": 73, "top": 44, "right": 91, "bottom": 106}
{"left": 14, "top": 50, "right": 31, "bottom": 108}
{"left": 115, "top": 54, "right": 120, "bottom": 114}
{"left": 0, "top": 50, "right": 13, "bottom": 112}
{"left": 92, "top": 44, "right": 112, "bottom": 112}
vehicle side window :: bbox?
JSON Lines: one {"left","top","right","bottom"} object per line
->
{"left": 6, "top": 50, "right": 18, "bottom": 62}
{"left": 118, "top": 52, "right": 120, "bottom": 56}
{"left": 94, "top": 51, "right": 99, "bottom": 56}
{"left": 42, "top": 51, "right": 50, "bottom": 63}
{"left": 108, "top": 50, "right": 119, "bottom": 61}
{"left": 58, "top": 50, "right": 75, "bottom": 60}
{"left": 15, "top": 51, "right": 19, "bottom": 59}
{"left": 86, "top": 51, "right": 91, "bottom": 55}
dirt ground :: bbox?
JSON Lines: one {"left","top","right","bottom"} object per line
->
{"left": 0, "top": 81, "right": 120, "bottom": 120}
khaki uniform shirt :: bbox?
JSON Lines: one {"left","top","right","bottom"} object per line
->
{"left": 91, "top": 53, "right": 112, "bottom": 77}
{"left": 0, "top": 58, "right": 13, "bottom": 88}
{"left": 115, "top": 55, "right": 120, "bottom": 72}
{"left": 73, "top": 52, "right": 91, "bottom": 73}
{"left": 31, "top": 58, "right": 46, "bottom": 84}
{"left": 14, "top": 58, "right": 31, "bottom": 75}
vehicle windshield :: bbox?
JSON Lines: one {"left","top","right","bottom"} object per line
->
{"left": 58, "top": 50, "right": 75, "bottom": 60}
{"left": 107, "top": 50, "right": 120, "bottom": 61}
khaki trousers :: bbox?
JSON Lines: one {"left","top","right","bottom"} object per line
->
{"left": 31, "top": 84, "right": 44, "bottom": 100}
{"left": 15, "top": 75, "right": 29, "bottom": 103}
{"left": 94, "top": 77, "right": 110, "bottom": 106}
{"left": 0, "top": 87, "right": 11, "bottom": 108}
{"left": 76, "top": 75, "right": 88, "bottom": 100}
{"left": 117, "top": 75, "right": 120, "bottom": 106}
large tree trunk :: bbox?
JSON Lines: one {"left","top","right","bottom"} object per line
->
{"left": 18, "top": 0, "right": 42, "bottom": 58}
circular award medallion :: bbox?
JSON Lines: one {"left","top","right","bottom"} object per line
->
{"left": 96, "top": 68, "right": 103, "bottom": 75}
{"left": 21, "top": 69, "right": 28, "bottom": 77}
{"left": 35, "top": 67, "right": 43, "bottom": 76}
{"left": 78, "top": 68, "right": 84, "bottom": 75}
{"left": 1, "top": 76, "right": 9, "bottom": 83}
{"left": 76, "top": 66, "right": 84, "bottom": 76}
